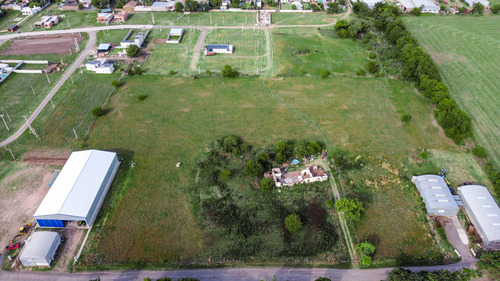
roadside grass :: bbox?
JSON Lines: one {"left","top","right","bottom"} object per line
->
{"left": 0, "top": 35, "right": 88, "bottom": 139}
{"left": 197, "top": 28, "right": 267, "bottom": 74}
{"left": 126, "top": 11, "right": 258, "bottom": 26}
{"left": 404, "top": 16, "right": 500, "bottom": 168}
{"left": 97, "top": 29, "right": 130, "bottom": 46}
{"left": 271, "top": 27, "right": 369, "bottom": 76}
{"left": 21, "top": 5, "right": 99, "bottom": 32}
{"left": 271, "top": 12, "right": 339, "bottom": 25}
{"left": 142, "top": 29, "right": 200, "bottom": 75}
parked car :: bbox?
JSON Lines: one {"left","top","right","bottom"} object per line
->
{"left": 5, "top": 243, "right": 20, "bottom": 250}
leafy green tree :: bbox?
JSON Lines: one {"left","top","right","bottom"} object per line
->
{"left": 367, "top": 61, "right": 378, "bottom": 74}
{"left": 115, "top": 0, "right": 125, "bottom": 8}
{"left": 219, "top": 169, "right": 231, "bottom": 181}
{"left": 334, "top": 19, "right": 349, "bottom": 30}
{"left": 221, "top": 65, "right": 238, "bottom": 78}
{"left": 477, "top": 251, "right": 500, "bottom": 278}
{"left": 334, "top": 198, "right": 364, "bottom": 222}
{"left": 410, "top": 6, "right": 421, "bottom": 16}
{"left": 472, "top": 2, "right": 484, "bottom": 14}
{"left": 355, "top": 242, "right": 375, "bottom": 266}
{"left": 156, "top": 278, "right": 173, "bottom": 281}
{"left": 91, "top": 0, "right": 110, "bottom": 9}
{"left": 184, "top": 0, "right": 200, "bottom": 11}
{"left": 257, "top": 152, "right": 270, "bottom": 163}
{"left": 337, "top": 29, "right": 349, "bottom": 39}
{"left": 492, "top": 4, "right": 500, "bottom": 14}
{"left": 327, "top": 2, "right": 342, "bottom": 14}
{"left": 111, "top": 80, "right": 119, "bottom": 88}
{"left": 337, "top": 0, "right": 346, "bottom": 5}
{"left": 325, "top": 199, "right": 334, "bottom": 210}
{"left": 175, "top": 2, "right": 184, "bottom": 12}
{"left": 92, "top": 106, "right": 104, "bottom": 117}
{"left": 143, "top": 0, "right": 154, "bottom": 6}
{"left": 291, "top": 4, "right": 297, "bottom": 10}
{"left": 472, "top": 146, "right": 487, "bottom": 158}
{"left": 275, "top": 140, "right": 293, "bottom": 158}
{"left": 126, "top": 44, "right": 140, "bottom": 57}
{"left": 78, "top": 3, "right": 83, "bottom": 9}
{"left": 209, "top": 0, "right": 221, "bottom": 8}
{"left": 244, "top": 159, "right": 264, "bottom": 177}
{"left": 260, "top": 177, "right": 274, "bottom": 192}
{"left": 401, "top": 114, "right": 411, "bottom": 123}
{"left": 134, "top": 65, "right": 142, "bottom": 75}
{"left": 285, "top": 213, "right": 303, "bottom": 233}
{"left": 307, "top": 141, "right": 322, "bottom": 155}
{"left": 136, "top": 94, "right": 146, "bottom": 101}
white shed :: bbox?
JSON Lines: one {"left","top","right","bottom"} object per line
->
{"left": 34, "top": 150, "right": 119, "bottom": 228}
{"left": 19, "top": 231, "right": 61, "bottom": 267}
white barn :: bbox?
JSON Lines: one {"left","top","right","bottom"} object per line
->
{"left": 412, "top": 175, "right": 459, "bottom": 216}
{"left": 86, "top": 60, "right": 115, "bottom": 74}
{"left": 19, "top": 231, "right": 61, "bottom": 267}
{"left": 397, "top": 0, "right": 440, "bottom": 13}
{"left": 458, "top": 185, "right": 500, "bottom": 251}
{"left": 34, "top": 150, "right": 119, "bottom": 228}
{"left": 204, "top": 44, "right": 234, "bottom": 55}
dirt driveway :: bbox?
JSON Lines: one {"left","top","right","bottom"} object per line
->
{"left": 0, "top": 34, "right": 85, "bottom": 55}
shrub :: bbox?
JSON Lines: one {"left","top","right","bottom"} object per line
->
{"left": 320, "top": 69, "right": 329, "bottom": 78}
{"left": 221, "top": 65, "right": 238, "bottom": 78}
{"left": 367, "top": 61, "right": 378, "bottom": 73}
{"left": 91, "top": 106, "right": 104, "bottom": 117}
{"left": 260, "top": 177, "right": 274, "bottom": 192}
{"left": 134, "top": 65, "right": 142, "bottom": 75}
{"left": 291, "top": 4, "right": 296, "bottom": 10}
{"left": 326, "top": 199, "right": 334, "bottom": 210}
{"left": 285, "top": 213, "right": 303, "bottom": 233}
{"left": 472, "top": 146, "right": 487, "bottom": 158}
{"left": 356, "top": 69, "right": 366, "bottom": 76}
{"left": 401, "top": 114, "right": 411, "bottom": 123}
{"left": 126, "top": 44, "right": 140, "bottom": 58}
{"left": 337, "top": 29, "right": 349, "bottom": 38}
{"left": 244, "top": 158, "right": 264, "bottom": 178}
{"left": 219, "top": 169, "right": 232, "bottom": 181}
{"left": 111, "top": 80, "right": 120, "bottom": 88}
{"left": 355, "top": 242, "right": 376, "bottom": 266}
{"left": 334, "top": 198, "right": 364, "bottom": 222}
{"left": 136, "top": 94, "right": 146, "bottom": 101}
{"left": 169, "top": 70, "right": 175, "bottom": 75}
{"left": 492, "top": 4, "right": 500, "bottom": 14}
{"left": 369, "top": 52, "right": 376, "bottom": 59}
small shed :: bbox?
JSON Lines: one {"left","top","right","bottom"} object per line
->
{"left": 166, "top": 28, "right": 184, "bottom": 44}
{"left": 8, "top": 24, "right": 19, "bottom": 32}
{"left": 19, "top": 231, "right": 61, "bottom": 267}
{"left": 204, "top": 44, "right": 234, "bottom": 55}
{"left": 97, "top": 43, "right": 112, "bottom": 53}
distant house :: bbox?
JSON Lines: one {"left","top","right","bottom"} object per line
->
{"left": 114, "top": 11, "right": 129, "bottom": 23}
{"left": 397, "top": 0, "right": 440, "bottom": 13}
{"left": 21, "top": 6, "right": 42, "bottom": 15}
{"left": 86, "top": 60, "right": 114, "bottom": 74}
{"left": 120, "top": 31, "right": 147, "bottom": 48}
{"left": 1, "top": 3, "right": 25, "bottom": 10}
{"left": 7, "top": 24, "right": 19, "bottom": 32}
{"left": 458, "top": 185, "right": 500, "bottom": 251}
{"left": 412, "top": 175, "right": 459, "bottom": 216}
{"left": 34, "top": 16, "right": 59, "bottom": 28}
{"left": 267, "top": 166, "right": 328, "bottom": 188}
{"left": 291, "top": 1, "right": 303, "bottom": 10}
{"left": 151, "top": 1, "right": 175, "bottom": 11}
{"left": 97, "top": 13, "right": 114, "bottom": 24}
{"left": 166, "top": 28, "right": 184, "bottom": 43}
{"left": 123, "top": 0, "right": 137, "bottom": 12}
{"left": 204, "top": 44, "right": 234, "bottom": 55}
{"left": 221, "top": 0, "right": 230, "bottom": 10}
{"left": 79, "top": 0, "right": 91, "bottom": 8}
{"left": 465, "top": 0, "right": 489, "bottom": 6}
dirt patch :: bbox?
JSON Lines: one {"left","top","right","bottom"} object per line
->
{"left": 153, "top": 38, "right": 167, "bottom": 44}
{"left": 52, "top": 227, "right": 86, "bottom": 272}
{"left": 429, "top": 52, "right": 468, "bottom": 65}
{"left": 22, "top": 149, "right": 71, "bottom": 165}
{"left": 0, "top": 34, "right": 85, "bottom": 55}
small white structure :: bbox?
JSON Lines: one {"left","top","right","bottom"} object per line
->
{"left": 34, "top": 150, "right": 119, "bottom": 227}
{"left": 86, "top": 60, "right": 114, "bottom": 74}
{"left": 79, "top": 0, "right": 92, "bottom": 8}
{"left": 360, "top": 0, "right": 384, "bottom": 9}
{"left": 21, "top": 6, "right": 42, "bottom": 15}
{"left": 166, "top": 28, "right": 184, "bottom": 43}
{"left": 397, "top": 0, "right": 440, "bottom": 13}
{"left": 120, "top": 32, "right": 147, "bottom": 48}
{"left": 412, "top": 175, "right": 459, "bottom": 216}
{"left": 204, "top": 44, "right": 234, "bottom": 55}
{"left": 291, "top": 1, "right": 303, "bottom": 10}
{"left": 269, "top": 166, "right": 328, "bottom": 188}
{"left": 19, "top": 231, "right": 61, "bottom": 267}
{"left": 151, "top": 1, "right": 176, "bottom": 11}
{"left": 458, "top": 185, "right": 500, "bottom": 251}
{"left": 465, "top": 0, "right": 489, "bottom": 6}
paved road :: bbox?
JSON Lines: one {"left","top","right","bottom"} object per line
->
{"left": 0, "top": 31, "right": 96, "bottom": 148}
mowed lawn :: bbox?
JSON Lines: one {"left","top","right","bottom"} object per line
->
{"left": 197, "top": 28, "right": 267, "bottom": 74}
{"left": 271, "top": 12, "right": 339, "bottom": 25}
{"left": 78, "top": 75, "right": 452, "bottom": 263}
{"left": 127, "top": 11, "right": 257, "bottom": 26}
{"left": 271, "top": 28, "right": 369, "bottom": 76}
{"left": 404, "top": 16, "right": 500, "bottom": 168}
{"left": 143, "top": 29, "right": 200, "bottom": 75}
{"left": 21, "top": 5, "right": 99, "bottom": 32}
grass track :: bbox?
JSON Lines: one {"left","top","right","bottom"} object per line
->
{"left": 404, "top": 16, "right": 500, "bottom": 168}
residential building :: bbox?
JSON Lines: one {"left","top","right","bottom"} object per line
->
{"left": 267, "top": 166, "right": 328, "bottom": 188}
{"left": 86, "top": 60, "right": 115, "bottom": 74}
{"left": 114, "top": 11, "right": 129, "bottom": 23}
{"left": 21, "top": 6, "right": 42, "bottom": 15}
{"left": 204, "top": 44, "right": 234, "bottom": 55}
{"left": 97, "top": 12, "right": 114, "bottom": 24}
{"left": 151, "top": 1, "right": 175, "bottom": 11}
{"left": 412, "top": 175, "right": 459, "bottom": 216}
{"left": 458, "top": 185, "right": 500, "bottom": 251}
{"left": 397, "top": 0, "right": 440, "bottom": 13}
{"left": 34, "top": 15, "right": 59, "bottom": 28}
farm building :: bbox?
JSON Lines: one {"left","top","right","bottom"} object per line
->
{"left": 166, "top": 28, "right": 184, "bottom": 43}
{"left": 34, "top": 16, "right": 59, "bottom": 28}
{"left": 458, "top": 185, "right": 500, "bottom": 251}
{"left": 151, "top": 1, "right": 176, "bottom": 11}
{"left": 34, "top": 150, "right": 119, "bottom": 228}
{"left": 397, "top": 0, "right": 440, "bottom": 13}
{"left": 412, "top": 175, "right": 459, "bottom": 216}
{"left": 97, "top": 13, "right": 114, "bottom": 24}
{"left": 21, "top": 6, "right": 41, "bottom": 15}
{"left": 120, "top": 31, "right": 148, "bottom": 48}
{"left": 204, "top": 44, "right": 234, "bottom": 55}
{"left": 97, "top": 43, "right": 112, "bottom": 53}
{"left": 86, "top": 60, "right": 115, "bottom": 74}
{"left": 123, "top": 1, "right": 138, "bottom": 12}
{"left": 19, "top": 231, "right": 61, "bottom": 267}
{"left": 7, "top": 24, "right": 19, "bottom": 32}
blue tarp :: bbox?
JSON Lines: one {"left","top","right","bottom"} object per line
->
{"left": 291, "top": 159, "right": 300, "bottom": 165}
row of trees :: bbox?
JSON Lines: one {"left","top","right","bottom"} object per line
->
{"left": 387, "top": 267, "right": 478, "bottom": 281}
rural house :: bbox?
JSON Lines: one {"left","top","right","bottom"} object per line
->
{"left": 458, "top": 185, "right": 500, "bottom": 251}
{"left": 97, "top": 13, "right": 114, "bottom": 24}
{"left": 114, "top": 11, "right": 129, "bottom": 23}
{"left": 204, "top": 44, "right": 234, "bottom": 55}
{"left": 412, "top": 175, "right": 459, "bottom": 216}
{"left": 267, "top": 166, "right": 328, "bottom": 187}
{"left": 34, "top": 15, "right": 59, "bottom": 28}
{"left": 86, "top": 60, "right": 115, "bottom": 74}
{"left": 21, "top": 6, "right": 41, "bottom": 15}
{"left": 123, "top": 0, "right": 138, "bottom": 12}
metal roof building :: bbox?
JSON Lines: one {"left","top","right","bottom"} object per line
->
{"left": 19, "top": 231, "right": 61, "bottom": 267}
{"left": 34, "top": 150, "right": 119, "bottom": 228}
{"left": 458, "top": 185, "right": 500, "bottom": 250}
{"left": 412, "top": 175, "right": 459, "bottom": 216}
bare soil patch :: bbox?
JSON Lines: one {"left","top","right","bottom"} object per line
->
{"left": 153, "top": 38, "right": 167, "bottom": 44}
{"left": 0, "top": 34, "right": 85, "bottom": 55}
{"left": 22, "top": 149, "right": 71, "bottom": 165}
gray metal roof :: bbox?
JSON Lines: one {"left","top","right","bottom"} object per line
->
{"left": 458, "top": 185, "right": 500, "bottom": 243}
{"left": 206, "top": 44, "right": 231, "bottom": 49}
{"left": 19, "top": 231, "right": 60, "bottom": 261}
{"left": 97, "top": 43, "right": 111, "bottom": 51}
{"left": 412, "top": 175, "right": 459, "bottom": 214}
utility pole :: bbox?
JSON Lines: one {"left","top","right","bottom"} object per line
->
{"left": 70, "top": 75, "right": 74, "bottom": 84}
{"left": 0, "top": 115, "right": 9, "bottom": 131}
{"left": 74, "top": 38, "right": 80, "bottom": 51}
{"left": 67, "top": 19, "right": 71, "bottom": 29}
{"left": 31, "top": 85, "right": 36, "bottom": 96}
{"left": 22, "top": 115, "right": 39, "bottom": 140}
{"left": 8, "top": 148, "right": 15, "bottom": 161}
{"left": 6, "top": 112, "right": 11, "bottom": 122}
{"left": 73, "top": 128, "right": 78, "bottom": 139}
{"left": 151, "top": 12, "right": 155, "bottom": 24}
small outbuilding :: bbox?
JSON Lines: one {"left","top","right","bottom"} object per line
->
{"left": 204, "top": 44, "right": 234, "bottom": 55}
{"left": 97, "top": 43, "right": 112, "bottom": 53}
{"left": 34, "top": 150, "right": 119, "bottom": 227}
{"left": 412, "top": 175, "right": 459, "bottom": 216}
{"left": 458, "top": 185, "right": 500, "bottom": 251}
{"left": 166, "top": 28, "right": 184, "bottom": 44}
{"left": 19, "top": 231, "right": 62, "bottom": 267}
{"left": 7, "top": 24, "right": 19, "bottom": 32}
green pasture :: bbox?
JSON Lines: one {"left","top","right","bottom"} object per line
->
{"left": 126, "top": 11, "right": 257, "bottom": 26}
{"left": 0, "top": 36, "right": 88, "bottom": 140}
{"left": 404, "top": 16, "right": 500, "bottom": 168}
{"left": 97, "top": 29, "right": 131, "bottom": 46}
{"left": 271, "top": 27, "right": 369, "bottom": 76}
{"left": 197, "top": 28, "right": 267, "bottom": 74}
{"left": 142, "top": 29, "right": 200, "bottom": 75}
{"left": 271, "top": 12, "right": 339, "bottom": 25}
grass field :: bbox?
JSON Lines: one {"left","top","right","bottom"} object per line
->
{"left": 0, "top": 36, "right": 88, "bottom": 139}
{"left": 126, "top": 11, "right": 258, "bottom": 26}
{"left": 271, "top": 12, "right": 339, "bottom": 25}
{"left": 0, "top": 10, "right": 24, "bottom": 32}
{"left": 271, "top": 28, "right": 369, "bottom": 76}
{"left": 57, "top": 74, "right": 453, "bottom": 265}
{"left": 197, "top": 28, "right": 267, "bottom": 74}
{"left": 142, "top": 29, "right": 200, "bottom": 75}
{"left": 21, "top": 5, "right": 98, "bottom": 32}
{"left": 404, "top": 16, "right": 500, "bottom": 168}
{"left": 97, "top": 29, "right": 131, "bottom": 46}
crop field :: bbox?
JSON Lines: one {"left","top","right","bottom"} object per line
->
{"left": 271, "top": 27, "right": 369, "bottom": 76}
{"left": 53, "top": 74, "right": 454, "bottom": 265}
{"left": 271, "top": 12, "right": 339, "bottom": 25}
{"left": 142, "top": 29, "right": 200, "bottom": 75}
{"left": 126, "top": 11, "right": 258, "bottom": 26}
{"left": 404, "top": 16, "right": 500, "bottom": 168}
{"left": 197, "top": 28, "right": 268, "bottom": 74}
{"left": 0, "top": 36, "right": 88, "bottom": 139}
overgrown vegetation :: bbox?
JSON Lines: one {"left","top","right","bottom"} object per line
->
{"left": 386, "top": 267, "right": 478, "bottom": 281}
